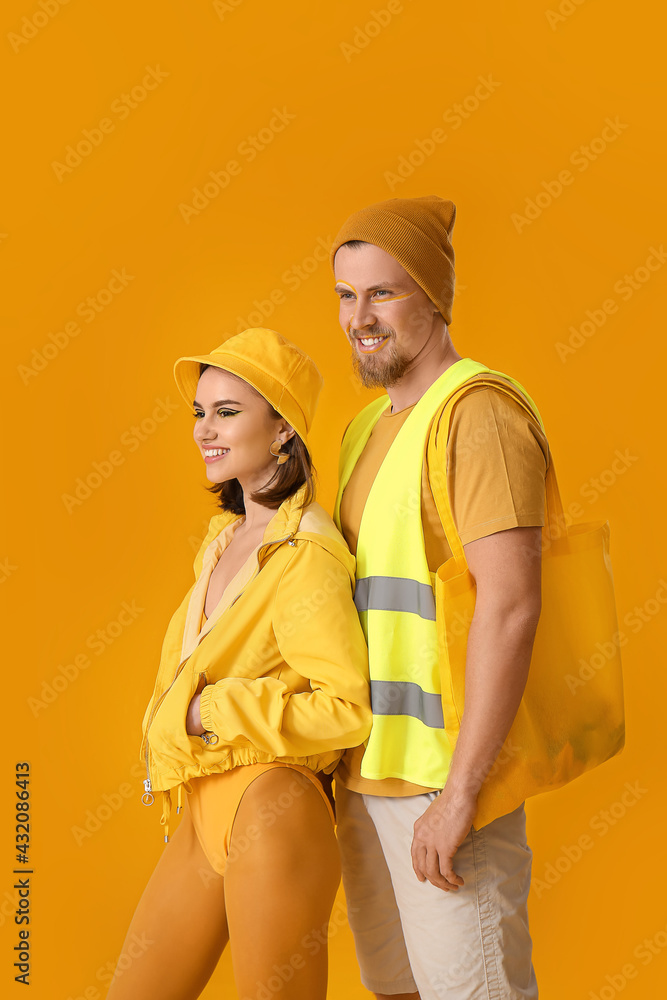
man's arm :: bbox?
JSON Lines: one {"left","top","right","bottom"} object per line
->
{"left": 411, "top": 523, "right": 542, "bottom": 891}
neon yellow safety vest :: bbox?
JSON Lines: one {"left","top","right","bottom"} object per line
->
{"left": 334, "top": 358, "right": 544, "bottom": 788}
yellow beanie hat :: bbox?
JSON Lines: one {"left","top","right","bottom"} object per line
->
{"left": 330, "top": 195, "right": 457, "bottom": 325}
{"left": 173, "top": 328, "right": 323, "bottom": 446}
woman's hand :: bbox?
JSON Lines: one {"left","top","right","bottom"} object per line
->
{"left": 185, "top": 693, "right": 205, "bottom": 736}
{"left": 186, "top": 673, "right": 208, "bottom": 736}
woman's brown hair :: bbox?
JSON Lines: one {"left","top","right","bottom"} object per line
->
{"left": 199, "top": 363, "right": 316, "bottom": 515}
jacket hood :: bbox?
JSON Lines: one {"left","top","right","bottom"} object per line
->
{"left": 194, "top": 484, "right": 356, "bottom": 585}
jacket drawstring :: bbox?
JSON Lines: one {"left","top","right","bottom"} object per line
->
{"left": 176, "top": 778, "right": 194, "bottom": 813}
{"left": 159, "top": 789, "right": 172, "bottom": 843}
{"left": 159, "top": 781, "right": 192, "bottom": 842}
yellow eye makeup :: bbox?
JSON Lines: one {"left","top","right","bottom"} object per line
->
{"left": 334, "top": 283, "right": 416, "bottom": 303}
{"left": 373, "top": 290, "right": 416, "bottom": 303}
{"left": 335, "top": 283, "right": 416, "bottom": 333}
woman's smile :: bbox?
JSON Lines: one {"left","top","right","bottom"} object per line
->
{"left": 203, "top": 447, "right": 229, "bottom": 464}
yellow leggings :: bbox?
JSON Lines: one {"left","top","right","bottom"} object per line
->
{"left": 106, "top": 764, "right": 340, "bottom": 1000}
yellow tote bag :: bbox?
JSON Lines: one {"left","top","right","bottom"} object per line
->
{"left": 427, "top": 377, "right": 626, "bottom": 829}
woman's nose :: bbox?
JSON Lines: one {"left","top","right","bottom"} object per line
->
{"left": 193, "top": 414, "right": 214, "bottom": 441}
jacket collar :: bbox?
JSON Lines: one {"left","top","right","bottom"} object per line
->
{"left": 194, "top": 484, "right": 311, "bottom": 579}
{"left": 206, "top": 483, "right": 309, "bottom": 547}
{"left": 261, "top": 482, "right": 309, "bottom": 546}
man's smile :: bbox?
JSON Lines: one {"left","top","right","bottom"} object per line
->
{"left": 355, "top": 335, "right": 390, "bottom": 354}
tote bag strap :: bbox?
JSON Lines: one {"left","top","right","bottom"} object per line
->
{"left": 426, "top": 375, "right": 567, "bottom": 571}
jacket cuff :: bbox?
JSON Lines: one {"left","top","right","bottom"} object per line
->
{"left": 199, "top": 685, "right": 218, "bottom": 735}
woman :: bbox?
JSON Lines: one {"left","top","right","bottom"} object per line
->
{"left": 107, "top": 327, "right": 371, "bottom": 1000}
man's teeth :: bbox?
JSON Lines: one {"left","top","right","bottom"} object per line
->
{"left": 360, "top": 336, "right": 386, "bottom": 346}
{"left": 204, "top": 448, "right": 228, "bottom": 457}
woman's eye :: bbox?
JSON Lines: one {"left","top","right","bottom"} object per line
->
{"left": 191, "top": 409, "right": 238, "bottom": 419}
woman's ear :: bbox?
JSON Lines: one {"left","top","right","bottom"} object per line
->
{"left": 280, "top": 422, "right": 297, "bottom": 444}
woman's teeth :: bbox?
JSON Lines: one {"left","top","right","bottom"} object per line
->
{"left": 204, "top": 448, "right": 228, "bottom": 457}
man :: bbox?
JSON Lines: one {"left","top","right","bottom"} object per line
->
{"left": 330, "top": 195, "right": 548, "bottom": 999}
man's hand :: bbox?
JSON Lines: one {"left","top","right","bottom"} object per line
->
{"left": 411, "top": 787, "right": 477, "bottom": 891}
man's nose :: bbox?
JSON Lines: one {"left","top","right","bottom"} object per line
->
{"left": 349, "top": 295, "right": 376, "bottom": 331}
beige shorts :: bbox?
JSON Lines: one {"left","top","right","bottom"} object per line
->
{"left": 336, "top": 782, "right": 538, "bottom": 999}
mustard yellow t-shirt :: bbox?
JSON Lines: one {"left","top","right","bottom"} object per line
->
{"left": 336, "top": 384, "right": 551, "bottom": 796}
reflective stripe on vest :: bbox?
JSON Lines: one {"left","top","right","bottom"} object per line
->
{"left": 370, "top": 679, "right": 445, "bottom": 727}
{"left": 354, "top": 575, "right": 436, "bottom": 620}
{"left": 335, "top": 358, "right": 539, "bottom": 788}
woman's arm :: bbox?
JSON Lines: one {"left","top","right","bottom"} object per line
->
{"left": 194, "top": 541, "right": 372, "bottom": 757}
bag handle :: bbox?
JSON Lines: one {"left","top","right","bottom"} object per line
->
{"left": 426, "top": 375, "right": 567, "bottom": 571}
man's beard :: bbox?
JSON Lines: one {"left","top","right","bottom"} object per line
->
{"left": 350, "top": 326, "right": 413, "bottom": 389}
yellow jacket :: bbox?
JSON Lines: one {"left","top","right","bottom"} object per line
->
{"left": 139, "top": 484, "right": 372, "bottom": 840}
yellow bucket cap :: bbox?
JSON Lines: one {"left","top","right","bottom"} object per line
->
{"left": 173, "top": 328, "right": 323, "bottom": 446}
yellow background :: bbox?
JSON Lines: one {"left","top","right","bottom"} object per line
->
{"left": 2, "top": 0, "right": 665, "bottom": 997}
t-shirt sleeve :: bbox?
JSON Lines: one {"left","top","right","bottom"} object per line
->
{"left": 431, "top": 386, "right": 550, "bottom": 546}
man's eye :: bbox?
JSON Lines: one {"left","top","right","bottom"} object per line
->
{"left": 374, "top": 290, "right": 392, "bottom": 297}
{"left": 339, "top": 291, "right": 354, "bottom": 299}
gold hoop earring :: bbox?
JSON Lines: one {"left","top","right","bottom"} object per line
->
{"left": 269, "top": 440, "right": 290, "bottom": 465}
